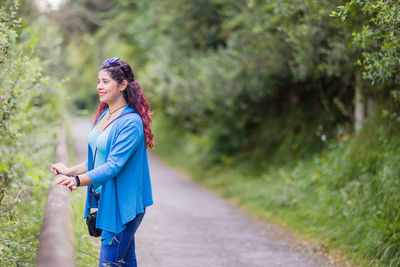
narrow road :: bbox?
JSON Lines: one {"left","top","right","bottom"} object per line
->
{"left": 72, "top": 117, "right": 337, "bottom": 267}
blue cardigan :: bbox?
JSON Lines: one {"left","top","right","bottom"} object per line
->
{"left": 84, "top": 105, "right": 153, "bottom": 239}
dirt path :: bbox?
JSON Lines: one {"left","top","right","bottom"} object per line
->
{"left": 71, "top": 117, "right": 338, "bottom": 267}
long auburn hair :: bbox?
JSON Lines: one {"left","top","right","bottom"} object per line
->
{"left": 92, "top": 58, "right": 154, "bottom": 149}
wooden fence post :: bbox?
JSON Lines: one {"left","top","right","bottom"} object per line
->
{"left": 36, "top": 122, "right": 75, "bottom": 267}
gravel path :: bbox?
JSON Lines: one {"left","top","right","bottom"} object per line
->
{"left": 71, "top": 117, "right": 337, "bottom": 267}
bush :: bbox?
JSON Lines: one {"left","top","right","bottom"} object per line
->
{"left": 0, "top": 1, "right": 66, "bottom": 265}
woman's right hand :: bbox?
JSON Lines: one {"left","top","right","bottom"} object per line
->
{"left": 50, "top": 162, "right": 71, "bottom": 176}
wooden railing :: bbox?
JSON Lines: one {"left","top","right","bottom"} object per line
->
{"left": 36, "top": 122, "right": 75, "bottom": 267}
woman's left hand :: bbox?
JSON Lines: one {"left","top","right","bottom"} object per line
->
{"left": 56, "top": 175, "right": 78, "bottom": 191}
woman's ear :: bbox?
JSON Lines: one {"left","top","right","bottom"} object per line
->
{"left": 121, "top": 80, "right": 128, "bottom": 91}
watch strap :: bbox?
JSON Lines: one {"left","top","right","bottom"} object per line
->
{"left": 74, "top": 174, "right": 80, "bottom": 187}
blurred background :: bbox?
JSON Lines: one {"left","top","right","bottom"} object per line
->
{"left": 1, "top": 0, "right": 400, "bottom": 266}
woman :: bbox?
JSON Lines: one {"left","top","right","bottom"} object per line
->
{"left": 51, "top": 57, "right": 154, "bottom": 267}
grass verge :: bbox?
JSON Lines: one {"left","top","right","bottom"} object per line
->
{"left": 151, "top": 111, "right": 400, "bottom": 267}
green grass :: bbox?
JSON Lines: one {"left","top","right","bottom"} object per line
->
{"left": 65, "top": 115, "right": 99, "bottom": 266}
{"left": 151, "top": 111, "right": 400, "bottom": 267}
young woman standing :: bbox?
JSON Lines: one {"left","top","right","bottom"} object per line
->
{"left": 51, "top": 57, "right": 154, "bottom": 266}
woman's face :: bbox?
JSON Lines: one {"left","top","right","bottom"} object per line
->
{"left": 97, "top": 69, "right": 123, "bottom": 104}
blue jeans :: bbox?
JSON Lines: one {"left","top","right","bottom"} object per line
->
{"left": 99, "top": 208, "right": 146, "bottom": 267}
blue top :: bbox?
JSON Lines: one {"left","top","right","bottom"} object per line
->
{"left": 87, "top": 119, "right": 114, "bottom": 194}
{"left": 86, "top": 117, "right": 116, "bottom": 244}
{"left": 84, "top": 104, "right": 154, "bottom": 245}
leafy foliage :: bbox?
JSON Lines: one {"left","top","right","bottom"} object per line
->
{"left": 333, "top": 0, "right": 400, "bottom": 85}
{"left": 57, "top": 0, "right": 359, "bottom": 159}
{"left": 0, "top": 1, "right": 66, "bottom": 265}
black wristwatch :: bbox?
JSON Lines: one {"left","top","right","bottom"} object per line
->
{"left": 74, "top": 174, "right": 81, "bottom": 187}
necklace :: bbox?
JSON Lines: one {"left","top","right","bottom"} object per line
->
{"left": 106, "top": 105, "right": 126, "bottom": 121}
